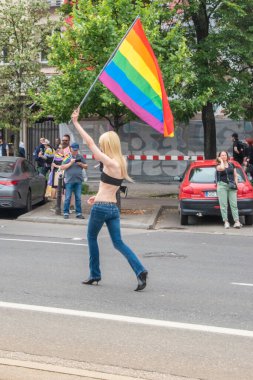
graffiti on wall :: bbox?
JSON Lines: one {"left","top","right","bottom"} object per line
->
{"left": 60, "top": 118, "right": 253, "bottom": 182}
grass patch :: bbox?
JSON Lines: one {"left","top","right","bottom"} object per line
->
{"left": 121, "top": 209, "right": 145, "bottom": 214}
{"left": 81, "top": 183, "right": 97, "bottom": 195}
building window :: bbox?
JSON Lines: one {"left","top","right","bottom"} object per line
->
{"left": 39, "top": 50, "right": 49, "bottom": 63}
{"left": 48, "top": 0, "right": 63, "bottom": 7}
{"left": 0, "top": 46, "right": 8, "bottom": 64}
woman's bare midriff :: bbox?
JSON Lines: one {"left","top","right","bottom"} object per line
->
{"left": 94, "top": 182, "right": 120, "bottom": 203}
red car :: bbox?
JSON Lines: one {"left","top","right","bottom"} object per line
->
{"left": 178, "top": 159, "right": 253, "bottom": 225}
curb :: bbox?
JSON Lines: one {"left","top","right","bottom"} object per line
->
{"left": 0, "top": 358, "right": 147, "bottom": 380}
{"left": 148, "top": 204, "right": 178, "bottom": 230}
{"left": 17, "top": 209, "right": 161, "bottom": 230}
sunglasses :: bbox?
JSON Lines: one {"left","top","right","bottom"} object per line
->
{"left": 62, "top": 140, "right": 69, "bottom": 142}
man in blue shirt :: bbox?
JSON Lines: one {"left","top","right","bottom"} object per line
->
{"left": 61, "top": 143, "right": 87, "bottom": 220}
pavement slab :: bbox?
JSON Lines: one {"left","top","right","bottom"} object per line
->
{"left": 17, "top": 182, "right": 178, "bottom": 230}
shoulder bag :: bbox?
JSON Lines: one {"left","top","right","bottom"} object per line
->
{"left": 226, "top": 164, "right": 237, "bottom": 190}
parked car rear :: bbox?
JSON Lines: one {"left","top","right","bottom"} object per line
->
{"left": 178, "top": 159, "right": 253, "bottom": 225}
{"left": 0, "top": 157, "right": 47, "bottom": 212}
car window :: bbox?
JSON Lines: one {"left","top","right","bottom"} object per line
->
{"left": 189, "top": 166, "right": 246, "bottom": 183}
{"left": 27, "top": 162, "right": 36, "bottom": 176}
{"left": 21, "top": 161, "right": 30, "bottom": 173}
{"left": 181, "top": 165, "right": 190, "bottom": 181}
{"left": 0, "top": 160, "right": 16, "bottom": 174}
{"left": 21, "top": 160, "right": 36, "bottom": 176}
{"left": 189, "top": 167, "right": 216, "bottom": 183}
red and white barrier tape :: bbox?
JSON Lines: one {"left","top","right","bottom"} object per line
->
{"left": 83, "top": 154, "right": 204, "bottom": 161}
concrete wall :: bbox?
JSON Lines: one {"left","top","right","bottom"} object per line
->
{"left": 60, "top": 118, "right": 253, "bottom": 183}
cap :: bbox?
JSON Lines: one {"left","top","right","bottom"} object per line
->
{"left": 70, "top": 142, "right": 79, "bottom": 151}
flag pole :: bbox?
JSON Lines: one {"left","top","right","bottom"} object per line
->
{"left": 78, "top": 15, "right": 140, "bottom": 109}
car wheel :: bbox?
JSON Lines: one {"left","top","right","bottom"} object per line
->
{"left": 40, "top": 184, "right": 48, "bottom": 205}
{"left": 180, "top": 213, "right": 188, "bottom": 225}
{"left": 24, "top": 190, "right": 32, "bottom": 213}
{"left": 245, "top": 215, "right": 253, "bottom": 226}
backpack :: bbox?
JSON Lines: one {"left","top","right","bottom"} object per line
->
{"left": 238, "top": 140, "right": 247, "bottom": 158}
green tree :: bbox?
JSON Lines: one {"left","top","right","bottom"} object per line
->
{"left": 37, "top": 0, "right": 204, "bottom": 133}
{"left": 219, "top": 0, "right": 253, "bottom": 122}
{"left": 172, "top": 0, "right": 253, "bottom": 158}
{"left": 37, "top": 0, "right": 253, "bottom": 158}
{"left": 0, "top": 0, "right": 54, "bottom": 153}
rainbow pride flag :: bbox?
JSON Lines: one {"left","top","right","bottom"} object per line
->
{"left": 99, "top": 18, "right": 174, "bottom": 137}
{"left": 62, "top": 153, "right": 72, "bottom": 165}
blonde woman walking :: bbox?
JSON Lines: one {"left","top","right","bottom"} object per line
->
{"left": 71, "top": 108, "right": 148, "bottom": 291}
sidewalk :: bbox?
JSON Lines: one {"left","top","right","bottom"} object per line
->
{"left": 17, "top": 182, "right": 178, "bottom": 229}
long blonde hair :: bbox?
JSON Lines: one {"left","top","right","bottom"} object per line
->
{"left": 99, "top": 131, "right": 133, "bottom": 182}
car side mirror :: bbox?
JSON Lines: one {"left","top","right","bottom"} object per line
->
{"left": 173, "top": 175, "right": 183, "bottom": 182}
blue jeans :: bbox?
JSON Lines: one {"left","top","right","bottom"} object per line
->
{"left": 63, "top": 182, "right": 82, "bottom": 215}
{"left": 87, "top": 202, "right": 147, "bottom": 279}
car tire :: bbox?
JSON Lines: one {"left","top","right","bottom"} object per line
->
{"left": 245, "top": 215, "right": 253, "bottom": 226}
{"left": 180, "top": 213, "right": 188, "bottom": 225}
{"left": 40, "top": 184, "right": 48, "bottom": 205}
{"left": 24, "top": 190, "right": 32, "bottom": 213}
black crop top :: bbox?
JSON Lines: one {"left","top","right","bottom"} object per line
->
{"left": 101, "top": 171, "right": 123, "bottom": 186}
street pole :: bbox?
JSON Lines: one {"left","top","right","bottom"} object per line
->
{"left": 55, "top": 174, "right": 63, "bottom": 215}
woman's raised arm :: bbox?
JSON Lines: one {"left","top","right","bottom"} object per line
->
{"left": 71, "top": 108, "right": 114, "bottom": 167}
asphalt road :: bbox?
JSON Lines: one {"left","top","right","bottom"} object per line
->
{"left": 156, "top": 206, "right": 253, "bottom": 236}
{"left": 0, "top": 220, "right": 252, "bottom": 380}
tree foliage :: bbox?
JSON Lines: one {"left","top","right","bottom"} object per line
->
{"left": 37, "top": 0, "right": 253, "bottom": 158}
{"left": 37, "top": 0, "right": 205, "bottom": 132}
{"left": 0, "top": 0, "right": 54, "bottom": 149}
{"left": 172, "top": 0, "right": 253, "bottom": 157}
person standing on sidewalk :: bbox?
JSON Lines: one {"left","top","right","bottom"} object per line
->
{"left": 231, "top": 133, "right": 244, "bottom": 165}
{"left": 0, "top": 138, "right": 9, "bottom": 156}
{"left": 61, "top": 134, "right": 75, "bottom": 212}
{"left": 61, "top": 142, "right": 87, "bottom": 220}
{"left": 216, "top": 151, "right": 241, "bottom": 229}
{"left": 38, "top": 139, "right": 55, "bottom": 177}
{"left": 34, "top": 137, "right": 45, "bottom": 174}
{"left": 71, "top": 108, "right": 148, "bottom": 291}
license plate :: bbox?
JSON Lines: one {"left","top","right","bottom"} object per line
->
{"left": 205, "top": 191, "right": 217, "bottom": 197}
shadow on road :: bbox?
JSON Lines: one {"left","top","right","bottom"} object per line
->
{"left": 0, "top": 203, "right": 43, "bottom": 220}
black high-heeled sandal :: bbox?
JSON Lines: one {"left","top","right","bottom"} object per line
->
{"left": 135, "top": 271, "right": 148, "bottom": 291}
{"left": 82, "top": 278, "right": 101, "bottom": 285}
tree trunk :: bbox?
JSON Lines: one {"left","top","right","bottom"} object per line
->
{"left": 13, "top": 125, "right": 20, "bottom": 156}
{"left": 191, "top": 3, "right": 217, "bottom": 159}
{"left": 113, "top": 114, "right": 120, "bottom": 134}
{"left": 202, "top": 102, "right": 216, "bottom": 159}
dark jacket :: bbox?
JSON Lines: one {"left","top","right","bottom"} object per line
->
{"left": 0, "top": 143, "right": 8, "bottom": 156}
{"left": 18, "top": 147, "right": 26, "bottom": 158}
{"left": 34, "top": 144, "right": 45, "bottom": 167}
{"left": 233, "top": 139, "right": 244, "bottom": 164}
